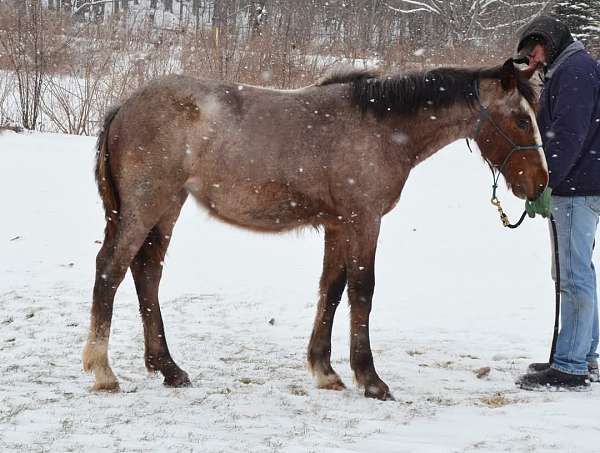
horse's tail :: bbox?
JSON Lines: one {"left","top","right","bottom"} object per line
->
{"left": 95, "top": 106, "right": 121, "bottom": 240}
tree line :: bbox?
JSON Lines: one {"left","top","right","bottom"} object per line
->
{"left": 0, "top": 0, "right": 598, "bottom": 133}
{"left": 4, "top": 1, "right": 598, "bottom": 56}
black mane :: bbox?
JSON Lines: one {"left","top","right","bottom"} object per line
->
{"left": 317, "top": 67, "right": 379, "bottom": 86}
{"left": 317, "top": 66, "right": 536, "bottom": 117}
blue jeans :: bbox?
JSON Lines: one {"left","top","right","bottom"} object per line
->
{"left": 550, "top": 196, "right": 600, "bottom": 375}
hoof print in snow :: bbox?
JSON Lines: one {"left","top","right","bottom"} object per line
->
{"left": 479, "top": 392, "right": 513, "bottom": 408}
{"left": 288, "top": 384, "right": 308, "bottom": 396}
{"left": 475, "top": 366, "right": 491, "bottom": 379}
{"left": 434, "top": 361, "right": 454, "bottom": 369}
{"left": 239, "top": 377, "right": 264, "bottom": 385}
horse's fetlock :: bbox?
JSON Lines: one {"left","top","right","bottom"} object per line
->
{"left": 314, "top": 369, "right": 345, "bottom": 390}
{"left": 82, "top": 339, "right": 109, "bottom": 371}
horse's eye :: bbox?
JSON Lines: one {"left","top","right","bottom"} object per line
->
{"left": 517, "top": 118, "right": 530, "bottom": 130}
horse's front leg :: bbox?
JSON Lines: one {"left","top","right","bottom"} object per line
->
{"left": 344, "top": 216, "right": 393, "bottom": 401}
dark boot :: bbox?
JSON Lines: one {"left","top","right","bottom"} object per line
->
{"left": 527, "top": 362, "right": 550, "bottom": 372}
{"left": 517, "top": 367, "right": 590, "bottom": 390}
{"left": 589, "top": 359, "right": 599, "bottom": 383}
{"left": 528, "top": 360, "right": 599, "bottom": 382}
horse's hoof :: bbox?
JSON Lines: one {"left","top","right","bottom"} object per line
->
{"left": 319, "top": 380, "right": 346, "bottom": 391}
{"left": 89, "top": 366, "right": 120, "bottom": 393}
{"left": 364, "top": 384, "right": 394, "bottom": 401}
{"left": 163, "top": 371, "right": 192, "bottom": 388}
{"left": 91, "top": 381, "right": 120, "bottom": 393}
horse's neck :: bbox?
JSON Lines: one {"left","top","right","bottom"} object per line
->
{"left": 391, "top": 104, "right": 479, "bottom": 164}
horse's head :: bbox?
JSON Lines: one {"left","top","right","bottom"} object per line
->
{"left": 475, "top": 59, "right": 548, "bottom": 201}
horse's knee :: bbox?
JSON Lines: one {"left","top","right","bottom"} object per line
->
{"left": 320, "top": 269, "right": 346, "bottom": 300}
{"left": 95, "top": 259, "right": 128, "bottom": 289}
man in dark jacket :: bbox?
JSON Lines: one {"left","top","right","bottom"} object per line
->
{"left": 515, "top": 16, "right": 600, "bottom": 390}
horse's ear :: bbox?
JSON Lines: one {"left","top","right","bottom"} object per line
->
{"left": 512, "top": 56, "right": 540, "bottom": 80}
{"left": 500, "top": 58, "right": 518, "bottom": 91}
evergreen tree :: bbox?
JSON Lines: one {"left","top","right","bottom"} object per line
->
{"left": 552, "top": 1, "right": 600, "bottom": 55}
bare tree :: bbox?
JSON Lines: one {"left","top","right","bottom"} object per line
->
{"left": 1, "top": 0, "right": 576, "bottom": 135}
{"left": 0, "top": 1, "right": 47, "bottom": 130}
{"left": 553, "top": 1, "right": 600, "bottom": 56}
{"left": 386, "top": 0, "right": 554, "bottom": 48}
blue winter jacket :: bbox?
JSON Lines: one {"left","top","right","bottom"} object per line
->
{"left": 538, "top": 49, "right": 600, "bottom": 196}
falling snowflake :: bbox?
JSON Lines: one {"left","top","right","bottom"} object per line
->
{"left": 391, "top": 132, "right": 409, "bottom": 145}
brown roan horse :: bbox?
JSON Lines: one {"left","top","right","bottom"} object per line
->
{"left": 83, "top": 58, "right": 548, "bottom": 400}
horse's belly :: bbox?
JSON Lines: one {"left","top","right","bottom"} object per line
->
{"left": 186, "top": 180, "right": 324, "bottom": 231}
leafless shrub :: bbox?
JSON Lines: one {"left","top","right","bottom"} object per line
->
{"left": 40, "top": 17, "right": 143, "bottom": 134}
{"left": 41, "top": 60, "right": 110, "bottom": 135}
{"left": 0, "top": 2, "right": 47, "bottom": 129}
{"left": 0, "top": 70, "right": 14, "bottom": 126}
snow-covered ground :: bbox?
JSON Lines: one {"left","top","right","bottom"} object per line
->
{"left": 1, "top": 131, "right": 598, "bottom": 452}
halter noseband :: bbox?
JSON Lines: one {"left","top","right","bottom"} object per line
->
{"left": 465, "top": 78, "right": 543, "bottom": 228}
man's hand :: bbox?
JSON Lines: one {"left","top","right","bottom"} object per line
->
{"left": 525, "top": 187, "right": 552, "bottom": 218}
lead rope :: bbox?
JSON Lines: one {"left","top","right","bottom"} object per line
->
{"left": 466, "top": 78, "right": 559, "bottom": 364}
{"left": 467, "top": 137, "right": 560, "bottom": 365}
{"left": 549, "top": 214, "right": 560, "bottom": 363}
{"left": 465, "top": 134, "right": 529, "bottom": 229}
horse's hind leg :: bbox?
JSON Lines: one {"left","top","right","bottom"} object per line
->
{"left": 308, "top": 226, "right": 347, "bottom": 390}
{"left": 130, "top": 190, "right": 190, "bottom": 387}
{"left": 83, "top": 219, "right": 153, "bottom": 391}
